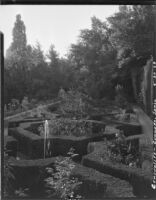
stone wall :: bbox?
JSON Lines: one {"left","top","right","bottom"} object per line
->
{"left": 139, "top": 59, "right": 153, "bottom": 117}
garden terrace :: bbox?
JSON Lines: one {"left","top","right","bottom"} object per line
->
{"left": 5, "top": 104, "right": 153, "bottom": 198}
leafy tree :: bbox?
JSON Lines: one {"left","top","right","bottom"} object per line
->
{"left": 5, "top": 14, "right": 30, "bottom": 103}
{"left": 58, "top": 58, "right": 76, "bottom": 90}
{"left": 107, "top": 5, "right": 155, "bottom": 101}
{"left": 31, "top": 42, "right": 46, "bottom": 66}
{"left": 47, "top": 44, "right": 59, "bottom": 68}
{"left": 69, "top": 16, "right": 116, "bottom": 99}
{"left": 11, "top": 14, "right": 27, "bottom": 53}
{"left": 29, "top": 42, "right": 52, "bottom": 100}
{"left": 4, "top": 16, "right": 48, "bottom": 103}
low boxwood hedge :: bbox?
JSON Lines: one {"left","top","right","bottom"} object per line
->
{"left": 71, "top": 163, "right": 134, "bottom": 198}
{"left": 82, "top": 141, "right": 155, "bottom": 197}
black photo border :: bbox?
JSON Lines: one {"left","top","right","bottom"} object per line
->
{"left": 0, "top": 1, "right": 156, "bottom": 200}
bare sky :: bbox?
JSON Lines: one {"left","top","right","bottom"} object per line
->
{"left": 0, "top": 5, "right": 118, "bottom": 57}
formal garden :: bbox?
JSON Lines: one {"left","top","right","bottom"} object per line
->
{"left": 4, "top": 88, "right": 155, "bottom": 198}
{"left": 3, "top": 5, "right": 156, "bottom": 199}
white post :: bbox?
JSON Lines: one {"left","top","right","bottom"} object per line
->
{"left": 44, "top": 120, "right": 49, "bottom": 159}
{"left": 44, "top": 120, "right": 47, "bottom": 159}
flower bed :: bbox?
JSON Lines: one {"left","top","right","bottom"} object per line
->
{"left": 8, "top": 119, "right": 107, "bottom": 159}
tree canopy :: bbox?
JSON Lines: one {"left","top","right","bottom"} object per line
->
{"left": 4, "top": 6, "right": 155, "bottom": 106}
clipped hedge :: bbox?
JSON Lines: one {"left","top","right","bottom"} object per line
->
{"left": 8, "top": 119, "right": 114, "bottom": 159}
{"left": 115, "top": 121, "right": 142, "bottom": 136}
{"left": 8, "top": 117, "right": 45, "bottom": 128}
{"left": 7, "top": 157, "right": 56, "bottom": 190}
{"left": 71, "top": 163, "right": 134, "bottom": 198}
{"left": 82, "top": 142, "right": 155, "bottom": 197}
{"left": 4, "top": 136, "right": 18, "bottom": 157}
{"left": 8, "top": 157, "right": 133, "bottom": 198}
{"left": 9, "top": 124, "right": 108, "bottom": 159}
{"left": 8, "top": 127, "right": 44, "bottom": 159}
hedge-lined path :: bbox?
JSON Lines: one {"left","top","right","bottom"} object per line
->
{"left": 4, "top": 101, "right": 61, "bottom": 137}
{"left": 4, "top": 100, "right": 61, "bottom": 121}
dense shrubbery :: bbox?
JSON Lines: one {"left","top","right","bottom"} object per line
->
{"left": 47, "top": 118, "right": 93, "bottom": 137}
{"left": 105, "top": 132, "right": 141, "bottom": 167}
{"left": 58, "top": 89, "right": 91, "bottom": 119}
{"left": 5, "top": 6, "right": 155, "bottom": 107}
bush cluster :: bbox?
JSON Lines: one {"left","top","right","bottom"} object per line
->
{"left": 106, "top": 132, "right": 141, "bottom": 167}
{"left": 48, "top": 118, "right": 92, "bottom": 137}
{"left": 58, "top": 89, "right": 90, "bottom": 119}
{"left": 44, "top": 148, "right": 82, "bottom": 199}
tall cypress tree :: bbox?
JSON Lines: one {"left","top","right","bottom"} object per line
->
{"left": 5, "top": 14, "right": 29, "bottom": 102}
{"left": 11, "top": 14, "right": 27, "bottom": 54}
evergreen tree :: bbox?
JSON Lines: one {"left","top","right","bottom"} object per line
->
{"left": 47, "top": 44, "right": 59, "bottom": 68}
{"left": 5, "top": 14, "right": 29, "bottom": 102}
{"left": 69, "top": 17, "right": 116, "bottom": 99}
{"left": 11, "top": 14, "right": 27, "bottom": 55}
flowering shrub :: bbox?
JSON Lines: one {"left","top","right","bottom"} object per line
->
{"left": 58, "top": 89, "right": 88, "bottom": 119}
{"left": 106, "top": 131, "right": 141, "bottom": 167}
{"left": 44, "top": 148, "right": 82, "bottom": 199}
{"left": 48, "top": 118, "right": 92, "bottom": 137}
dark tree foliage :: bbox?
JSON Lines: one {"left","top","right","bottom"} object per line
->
{"left": 69, "top": 16, "right": 117, "bottom": 99}
{"left": 11, "top": 14, "right": 27, "bottom": 54}
{"left": 4, "top": 15, "right": 75, "bottom": 105}
{"left": 108, "top": 5, "right": 155, "bottom": 101}
{"left": 5, "top": 14, "right": 30, "bottom": 104}
{"left": 4, "top": 6, "right": 155, "bottom": 106}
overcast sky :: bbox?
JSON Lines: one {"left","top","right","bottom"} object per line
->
{"left": 0, "top": 5, "right": 118, "bottom": 57}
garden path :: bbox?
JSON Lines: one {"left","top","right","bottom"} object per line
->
{"left": 133, "top": 106, "right": 153, "bottom": 144}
